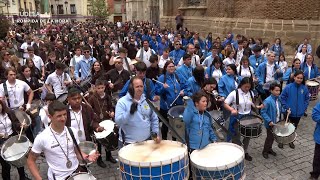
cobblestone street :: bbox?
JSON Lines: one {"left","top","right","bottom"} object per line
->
{"left": 4, "top": 99, "right": 318, "bottom": 180}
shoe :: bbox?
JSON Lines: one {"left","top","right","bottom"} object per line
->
{"left": 97, "top": 159, "right": 107, "bottom": 168}
{"left": 262, "top": 152, "right": 269, "bottom": 159}
{"left": 278, "top": 143, "right": 284, "bottom": 149}
{"left": 245, "top": 153, "right": 252, "bottom": 161}
{"left": 268, "top": 150, "right": 277, "bottom": 156}
{"left": 289, "top": 142, "right": 295, "bottom": 149}
{"left": 304, "top": 112, "right": 308, "bottom": 117}
{"left": 106, "top": 156, "right": 118, "bottom": 164}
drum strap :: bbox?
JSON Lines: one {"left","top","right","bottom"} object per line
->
{"left": 66, "top": 127, "right": 88, "bottom": 166}
{"left": 3, "top": 82, "right": 10, "bottom": 108}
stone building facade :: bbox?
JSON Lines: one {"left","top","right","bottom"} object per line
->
{"left": 160, "top": 0, "right": 320, "bottom": 54}
{"left": 126, "top": 0, "right": 159, "bottom": 24}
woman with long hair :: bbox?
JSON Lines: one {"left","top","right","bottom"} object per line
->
{"left": 205, "top": 56, "right": 226, "bottom": 83}
{"left": 91, "top": 61, "right": 106, "bottom": 85}
{"left": 301, "top": 54, "right": 320, "bottom": 80}
{"left": 25, "top": 58, "right": 42, "bottom": 79}
{"left": 283, "top": 58, "right": 301, "bottom": 84}
{"left": 186, "top": 65, "right": 205, "bottom": 97}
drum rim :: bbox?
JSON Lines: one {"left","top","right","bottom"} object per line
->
{"left": 190, "top": 142, "right": 244, "bottom": 171}
{"left": 168, "top": 105, "right": 185, "bottom": 118}
{"left": 306, "top": 80, "right": 319, "bottom": 86}
{"left": 272, "top": 122, "right": 296, "bottom": 137}
{"left": 1, "top": 135, "right": 32, "bottom": 161}
{"left": 67, "top": 172, "right": 96, "bottom": 179}
{"left": 94, "top": 120, "right": 115, "bottom": 138}
{"left": 118, "top": 140, "right": 188, "bottom": 167}
{"left": 57, "top": 93, "right": 68, "bottom": 101}
{"left": 238, "top": 114, "right": 263, "bottom": 126}
{"left": 13, "top": 110, "right": 32, "bottom": 126}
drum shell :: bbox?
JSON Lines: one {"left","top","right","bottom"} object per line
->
{"left": 67, "top": 172, "right": 96, "bottom": 180}
{"left": 238, "top": 115, "right": 263, "bottom": 138}
{"left": 57, "top": 93, "right": 68, "bottom": 104}
{"left": 306, "top": 80, "right": 319, "bottom": 101}
{"left": 96, "top": 126, "right": 119, "bottom": 151}
{"left": 78, "top": 141, "right": 97, "bottom": 166}
{"left": 1, "top": 135, "right": 32, "bottom": 168}
{"left": 168, "top": 106, "right": 185, "bottom": 141}
{"left": 272, "top": 123, "right": 297, "bottom": 144}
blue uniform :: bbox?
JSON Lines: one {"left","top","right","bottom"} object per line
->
{"left": 256, "top": 62, "right": 283, "bottom": 93}
{"left": 283, "top": 67, "right": 300, "bottom": 82}
{"left": 183, "top": 101, "right": 217, "bottom": 150}
{"left": 218, "top": 74, "right": 241, "bottom": 98}
{"left": 169, "top": 49, "right": 185, "bottom": 65}
{"left": 312, "top": 102, "right": 320, "bottom": 144}
{"left": 249, "top": 54, "right": 267, "bottom": 72}
{"left": 301, "top": 63, "right": 320, "bottom": 80}
{"left": 185, "top": 76, "right": 201, "bottom": 97}
{"left": 176, "top": 64, "right": 193, "bottom": 82}
{"left": 261, "top": 95, "right": 283, "bottom": 129}
{"left": 280, "top": 82, "right": 310, "bottom": 118}
{"left": 74, "top": 56, "right": 96, "bottom": 80}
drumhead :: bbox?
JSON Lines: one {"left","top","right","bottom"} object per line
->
{"left": 118, "top": 140, "right": 188, "bottom": 167}
{"left": 239, "top": 116, "right": 263, "bottom": 127}
{"left": 306, "top": 80, "right": 319, "bottom": 86}
{"left": 168, "top": 105, "right": 185, "bottom": 118}
{"left": 67, "top": 172, "right": 96, "bottom": 180}
{"left": 1, "top": 135, "right": 31, "bottom": 162}
{"left": 14, "top": 110, "right": 32, "bottom": 126}
{"left": 273, "top": 122, "right": 296, "bottom": 137}
{"left": 79, "top": 141, "right": 96, "bottom": 155}
{"left": 190, "top": 142, "right": 244, "bottom": 171}
{"left": 94, "top": 120, "right": 115, "bottom": 139}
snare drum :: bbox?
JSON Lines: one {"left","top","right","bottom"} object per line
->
{"left": 272, "top": 121, "right": 297, "bottom": 144}
{"left": 1, "top": 135, "right": 32, "bottom": 167}
{"left": 190, "top": 142, "right": 245, "bottom": 180}
{"left": 238, "top": 114, "right": 263, "bottom": 138}
{"left": 111, "top": 91, "right": 120, "bottom": 107}
{"left": 79, "top": 141, "right": 97, "bottom": 166}
{"left": 94, "top": 120, "right": 119, "bottom": 151}
{"left": 67, "top": 172, "right": 96, "bottom": 180}
{"left": 57, "top": 93, "right": 68, "bottom": 104}
{"left": 79, "top": 77, "right": 92, "bottom": 93}
{"left": 14, "top": 110, "right": 32, "bottom": 127}
{"left": 306, "top": 80, "right": 319, "bottom": 100}
{"left": 168, "top": 105, "right": 185, "bottom": 141}
{"left": 118, "top": 140, "right": 189, "bottom": 180}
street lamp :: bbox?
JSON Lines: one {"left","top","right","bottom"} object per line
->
{"left": 64, "top": 1, "right": 68, "bottom": 14}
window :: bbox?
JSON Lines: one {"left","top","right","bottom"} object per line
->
{"left": 187, "top": 0, "right": 201, "bottom": 5}
{"left": 58, "top": 5, "right": 64, "bottom": 14}
{"left": 51, "top": 5, "right": 54, "bottom": 14}
{"left": 70, "top": 4, "right": 76, "bottom": 14}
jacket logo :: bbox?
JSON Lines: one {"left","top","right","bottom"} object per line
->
{"left": 301, "top": 89, "right": 304, "bottom": 94}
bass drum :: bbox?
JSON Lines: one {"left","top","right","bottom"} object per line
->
{"left": 67, "top": 172, "right": 96, "bottom": 180}
{"left": 94, "top": 120, "right": 119, "bottom": 151}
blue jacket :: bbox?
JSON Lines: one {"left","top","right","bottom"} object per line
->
{"left": 205, "top": 65, "right": 226, "bottom": 78}
{"left": 280, "top": 82, "right": 310, "bottom": 117}
{"left": 169, "top": 49, "right": 185, "bottom": 65}
{"left": 301, "top": 62, "right": 320, "bottom": 80}
{"left": 261, "top": 95, "right": 283, "bottom": 128}
{"left": 283, "top": 67, "right": 300, "bottom": 81}
{"left": 189, "top": 38, "right": 205, "bottom": 50}
{"left": 149, "top": 40, "right": 158, "bottom": 53}
{"left": 185, "top": 76, "right": 201, "bottom": 97}
{"left": 249, "top": 54, "right": 267, "bottom": 72}
{"left": 218, "top": 74, "right": 241, "bottom": 97}
{"left": 256, "top": 62, "right": 283, "bottom": 93}
{"left": 155, "top": 73, "right": 185, "bottom": 110}
{"left": 74, "top": 56, "right": 96, "bottom": 80}
{"left": 222, "top": 34, "right": 235, "bottom": 48}
{"left": 142, "top": 34, "right": 151, "bottom": 42}
{"left": 312, "top": 102, "right": 320, "bottom": 144}
{"left": 115, "top": 93, "right": 159, "bottom": 143}
{"left": 176, "top": 64, "right": 193, "bottom": 82}
{"left": 270, "top": 44, "right": 284, "bottom": 57}
{"left": 183, "top": 101, "right": 217, "bottom": 150}
{"left": 158, "top": 42, "right": 169, "bottom": 56}
{"left": 119, "top": 78, "right": 156, "bottom": 100}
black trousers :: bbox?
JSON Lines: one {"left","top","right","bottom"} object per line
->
{"left": 0, "top": 155, "right": 26, "bottom": 180}
{"left": 160, "top": 109, "right": 169, "bottom": 140}
{"left": 263, "top": 127, "right": 274, "bottom": 153}
{"left": 97, "top": 142, "right": 112, "bottom": 160}
{"left": 289, "top": 116, "right": 301, "bottom": 128}
{"left": 311, "top": 143, "right": 320, "bottom": 178}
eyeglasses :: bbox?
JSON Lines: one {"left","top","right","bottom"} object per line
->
{"left": 84, "top": 51, "right": 90, "bottom": 53}
{"left": 175, "top": 44, "right": 181, "bottom": 45}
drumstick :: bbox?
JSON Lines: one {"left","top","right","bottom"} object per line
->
{"left": 80, "top": 93, "right": 92, "bottom": 108}
{"left": 18, "top": 119, "right": 26, "bottom": 141}
{"left": 285, "top": 108, "right": 291, "bottom": 124}
{"left": 152, "top": 78, "right": 170, "bottom": 87}
{"left": 170, "top": 94, "right": 181, "bottom": 107}
{"left": 32, "top": 87, "right": 42, "bottom": 92}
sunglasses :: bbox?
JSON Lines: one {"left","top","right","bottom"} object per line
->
{"left": 175, "top": 44, "right": 181, "bottom": 45}
{"left": 84, "top": 51, "right": 90, "bottom": 53}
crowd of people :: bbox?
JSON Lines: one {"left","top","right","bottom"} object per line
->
{"left": 0, "top": 19, "right": 320, "bottom": 179}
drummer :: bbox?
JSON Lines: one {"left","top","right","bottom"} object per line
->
{"left": 205, "top": 56, "right": 226, "bottom": 83}
{"left": 27, "top": 100, "right": 100, "bottom": 180}
{"left": 115, "top": 77, "right": 160, "bottom": 147}
{"left": 39, "top": 93, "right": 56, "bottom": 129}
{"left": 45, "top": 62, "right": 72, "bottom": 98}
{"left": 88, "top": 80, "right": 117, "bottom": 167}
{"left": 155, "top": 60, "right": 185, "bottom": 140}
{"left": 224, "top": 77, "right": 261, "bottom": 161}
{"left": 260, "top": 83, "right": 282, "bottom": 159}
{"left": 66, "top": 88, "right": 104, "bottom": 142}
{"left": 0, "top": 100, "right": 30, "bottom": 180}
{"left": 183, "top": 91, "right": 217, "bottom": 151}
{"left": 282, "top": 58, "right": 301, "bottom": 84}
{"left": 279, "top": 70, "right": 309, "bottom": 149}
{"left": 301, "top": 54, "right": 320, "bottom": 80}
{"left": 256, "top": 50, "right": 283, "bottom": 101}
{"left": 74, "top": 46, "right": 97, "bottom": 84}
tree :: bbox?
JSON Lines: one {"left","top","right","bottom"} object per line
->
{"left": 0, "top": 14, "right": 10, "bottom": 40}
{"left": 88, "top": 0, "right": 109, "bottom": 20}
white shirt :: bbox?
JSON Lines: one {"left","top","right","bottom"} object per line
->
{"left": 39, "top": 105, "right": 50, "bottom": 128}
{"left": 136, "top": 48, "right": 156, "bottom": 67}
{"left": 114, "top": 56, "right": 132, "bottom": 71}
{"left": 308, "top": 64, "right": 312, "bottom": 79}
{"left": 110, "top": 43, "right": 122, "bottom": 54}
{"left": 295, "top": 52, "right": 307, "bottom": 64}
{"left": 0, "top": 113, "right": 13, "bottom": 136}
{"left": 236, "top": 48, "right": 244, "bottom": 65}
{"left": 30, "top": 55, "right": 44, "bottom": 71}
{"left": 69, "top": 107, "right": 86, "bottom": 142}
{"left": 158, "top": 55, "right": 170, "bottom": 69}
{"left": 0, "top": 80, "right": 31, "bottom": 108}
{"left": 276, "top": 99, "right": 280, "bottom": 122}
{"left": 45, "top": 71, "right": 71, "bottom": 98}
{"left": 266, "top": 63, "right": 275, "bottom": 82}
{"left": 211, "top": 68, "right": 223, "bottom": 83}
{"left": 178, "top": 54, "right": 200, "bottom": 68}
{"left": 278, "top": 61, "right": 288, "bottom": 74}
{"left": 70, "top": 55, "right": 84, "bottom": 67}
{"left": 225, "top": 89, "right": 254, "bottom": 115}
{"left": 20, "top": 42, "right": 34, "bottom": 59}
{"left": 223, "top": 57, "right": 235, "bottom": 66}
{"left": 237, "top": 66, "right": 254, "bottom": 78}
{"left": 32, "top": 127, "right": 79, "bottom": 180}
